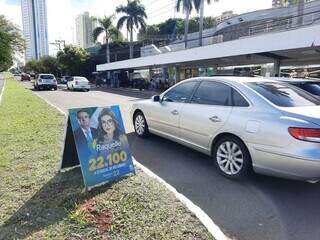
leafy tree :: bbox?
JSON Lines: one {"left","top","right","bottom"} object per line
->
{"left": 0, "top": 15, "right": 24, "bottom": 71}
{"left": 116, "top": 0, "right": 147, "bottom": 59}
{"left": 24, "top": 56, "right": 59, "bottom": 76}
{"left": 137, "top": 17, "right": 216, "bottom": 41}
{"left": 0, "top": 32, "right": 13, "bottom": 71}
{"left": 24, "top": 59, "right": 41, "bottom": 73}
{"left": 57, "top": 45, "right": 89, "bottom": 76}
{"left": 93, "top": 15, "right": 123, "bottom": 63}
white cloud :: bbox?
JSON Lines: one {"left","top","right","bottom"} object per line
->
{"left": 1, "top": 0, "right": 273, "bottom": 56}
{"left": 0, "top": 0, "right": 22, "bottom": 28}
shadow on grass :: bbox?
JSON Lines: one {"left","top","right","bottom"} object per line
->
{"left": 0, "top": 167, "right": 113, "bottom": 239}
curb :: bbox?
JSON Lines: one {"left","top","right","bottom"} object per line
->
{"left": 134, "top": 160, "right": 229, "bottom": 240}
{"left": 28, "top": 86, "right": 229, "bottom": 240}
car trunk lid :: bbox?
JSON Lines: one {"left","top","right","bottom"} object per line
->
{"left": 280, "top": 106, "right": 320, "bottom": 126}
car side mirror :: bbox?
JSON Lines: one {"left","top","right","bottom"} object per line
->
{"left": 152, "top": 95, "right": 160, "bottom": 102}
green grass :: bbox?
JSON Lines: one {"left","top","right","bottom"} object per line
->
{"left": 0, "top": 74, "right": 214, "bottom": 240}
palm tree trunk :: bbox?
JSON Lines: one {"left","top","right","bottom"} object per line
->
{"left": 199, "top": 0, "right": 204, "bottom": 46}
{"left": 106, "top": 38, "right": 110, "bottom": 63}
{"left": 130, "top": 26, "right": 133, "bottom": 59}
{"left": 184, "top": 9, "right": 190, "bottom": 49}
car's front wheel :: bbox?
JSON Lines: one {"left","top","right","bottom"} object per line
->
{"left": 134, "top": 112, "right": 149, "bottom": 137}
{"left": 213, "top": 136, "right": 252, "bottom": 179}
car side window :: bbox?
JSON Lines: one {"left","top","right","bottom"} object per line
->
{"left": 191, "top": 81, "right": 232, "bottom": 106}
{"left": 163, "top": 81, "right": 197, "bottom": 103}
{"left": 232, "top": 88, "right": 249, "bottom": 107}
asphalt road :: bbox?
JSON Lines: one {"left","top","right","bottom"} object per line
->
{"left": 21, "top": 80, "right": 320, "bottom": 240}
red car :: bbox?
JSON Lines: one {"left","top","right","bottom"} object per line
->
{"left": 21, "top": 73, "right": 31, "bottom": 81}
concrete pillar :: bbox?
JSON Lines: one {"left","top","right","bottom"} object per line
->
{"left": 149, "top": 68, "right": 153, "bottom": 81}
{"left": 273, "top": 59, "right": 281, "bottom": 77}
{"left": 212, "top": 64, "right": 218, "bottom": 76}
{"left": 175, "top": 66, "right": 180, "bottom": 84}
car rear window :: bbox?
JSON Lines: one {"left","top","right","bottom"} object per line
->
{"left": 296, "top": 82, "right": 320, "bottom": 96}
{"left": 75, "top": 77, "right": 87, "bottom": 81}
{"left": 246, "top": 82, "right": 320, "bottom": 107}
{"left": 40, "top": 75, "right": 54, "bottom": 79}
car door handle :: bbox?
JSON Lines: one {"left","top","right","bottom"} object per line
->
{"left": 171, "top": 110, "right": 179, "bottom": 115}
{"left": 209, "top": 116, "right": 221, "bottom": 122}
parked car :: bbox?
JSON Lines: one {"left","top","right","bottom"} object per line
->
{"left": 34, "top": 74, "right": 57, "bottom": 90}
{"left": 131, "top": 77, "right": 320, "bottom": 182}
{"left": 60, "top": 75, "right": 72, "bottom": 84}
{"left": 67, "top": 76, "right": 90, "bottom": 91}
{"left": 21, "top": 73, "right": 31, "bottom": 81}
{"left": 272, "top": 77, "right": 320, "bottom": 97}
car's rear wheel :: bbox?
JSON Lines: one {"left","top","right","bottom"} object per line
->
{"left": 213, "top": 136, "right": 252, "bottom": 178}
{"left": 134, "top": 112, "right": 149, "bottom": 137}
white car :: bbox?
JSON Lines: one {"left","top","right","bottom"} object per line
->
{"left": 131, "top": 77, "right": 320, "bottom": 181}
{"left": 67, "top": 76, "right": 90, "bottom": 91}
{"left": 34, "top": 74, "right": 57, "bottom": 90}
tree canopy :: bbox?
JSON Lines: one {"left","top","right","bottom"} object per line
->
{"left": 137, "top": 17, "right": 217, "bottom": 41}
{"left": 56, "top": 45, "right": 89, "bottom": 76}
{"left": 0, "top": 15, "right": 24, "bottom": 71}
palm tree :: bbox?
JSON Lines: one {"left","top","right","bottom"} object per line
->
{"left": 93, "top": 15, "right": 121, "bottom": 63}
{"left": 116, "top": 0, "right": 147, "bottom": 59}
{"left": 176, "top": 0, "right": 199, "bottom": 49}
{"left": 198, "top": 0, "right": 218, "bottom": 46}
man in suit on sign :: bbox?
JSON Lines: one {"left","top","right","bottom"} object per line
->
{"left": 74, "top": 109, "right": 98, "bottom": 152}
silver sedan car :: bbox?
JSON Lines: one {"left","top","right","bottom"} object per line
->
{"left": 131, "top": 77, "right": 320, "bottom": 181}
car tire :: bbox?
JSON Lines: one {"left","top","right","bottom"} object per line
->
{"left": 134, "top": 111, "right": 149, "bottom": 138}
{"left": 213, "top": 135, "right": 252, "bottom": 179}
{"left": 53, "top": 86, "right": 57, "bottom": 90}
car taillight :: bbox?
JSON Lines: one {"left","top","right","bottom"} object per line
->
{"left": 75, "top": 81, "right": 79, "bottom": 85}
{"left": 288, "top": 127, "right": 320, "bottom": 143}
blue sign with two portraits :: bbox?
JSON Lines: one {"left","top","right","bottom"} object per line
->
{"left": 68, "top": 105, "right": 135, "bottom": 188}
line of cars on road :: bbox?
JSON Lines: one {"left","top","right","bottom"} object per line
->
{"left": 131, "top": 76, "right": 320, "bottom": 182}
{"left": 19, "top": 73, "right": 90, "bottom": 92}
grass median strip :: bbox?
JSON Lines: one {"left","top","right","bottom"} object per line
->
{"left": 0, "top": 75, "right": 214, "bottom": 240}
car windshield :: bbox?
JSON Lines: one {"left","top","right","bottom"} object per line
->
{"left": 40, "top": 75, "right": 54, "bottom": 79}
{"left": 294, "top": 82, "right": 320, "bottom": 96}
{"left": 246, "top": 82, "right": 320, "bottom": 107}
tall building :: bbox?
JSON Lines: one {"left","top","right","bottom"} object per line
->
{"left": 76, "top": 12, "right": 96, "bottom": 49}
{"left": 21, "top": 0, "right": 49, "bottom": 61}
{"left": 272, "top": 0, "right": 312, "bottom": 8}
{"left": 216, "top": 11, "right": 237, "bottom": 23}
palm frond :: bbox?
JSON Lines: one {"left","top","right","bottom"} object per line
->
{"left": 117, "top": 16, "right": 128, "bottom": 30}
{"left": 92, "top": 26, "right": 104, "bottom": 42}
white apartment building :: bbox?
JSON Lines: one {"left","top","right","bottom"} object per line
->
{"left": 76, "top": 12, "right": 95, "bottom": 49}
{"left": 21, "top": 0, "right": 49, "bottom": 61}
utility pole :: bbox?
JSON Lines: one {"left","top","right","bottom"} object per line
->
{"left": 50, "top": 40, "right": 66, "bottom": 51}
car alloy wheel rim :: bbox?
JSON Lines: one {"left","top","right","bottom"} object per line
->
{"left": 135, "top": 115, "right": 145, "bottom": 135}
{"left": 217, "top": 141, "right": 243, "bottom": 175}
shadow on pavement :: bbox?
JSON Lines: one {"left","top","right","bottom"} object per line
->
{"left": 0, "top": 168, "right": 113, "bottom": 239}
{"left": 127, "top": 132, "right": 320, "bottom": 240}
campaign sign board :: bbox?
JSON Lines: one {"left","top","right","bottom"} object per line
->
{"left": 63, "top": 106, "right": 135, "bottom": 188}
